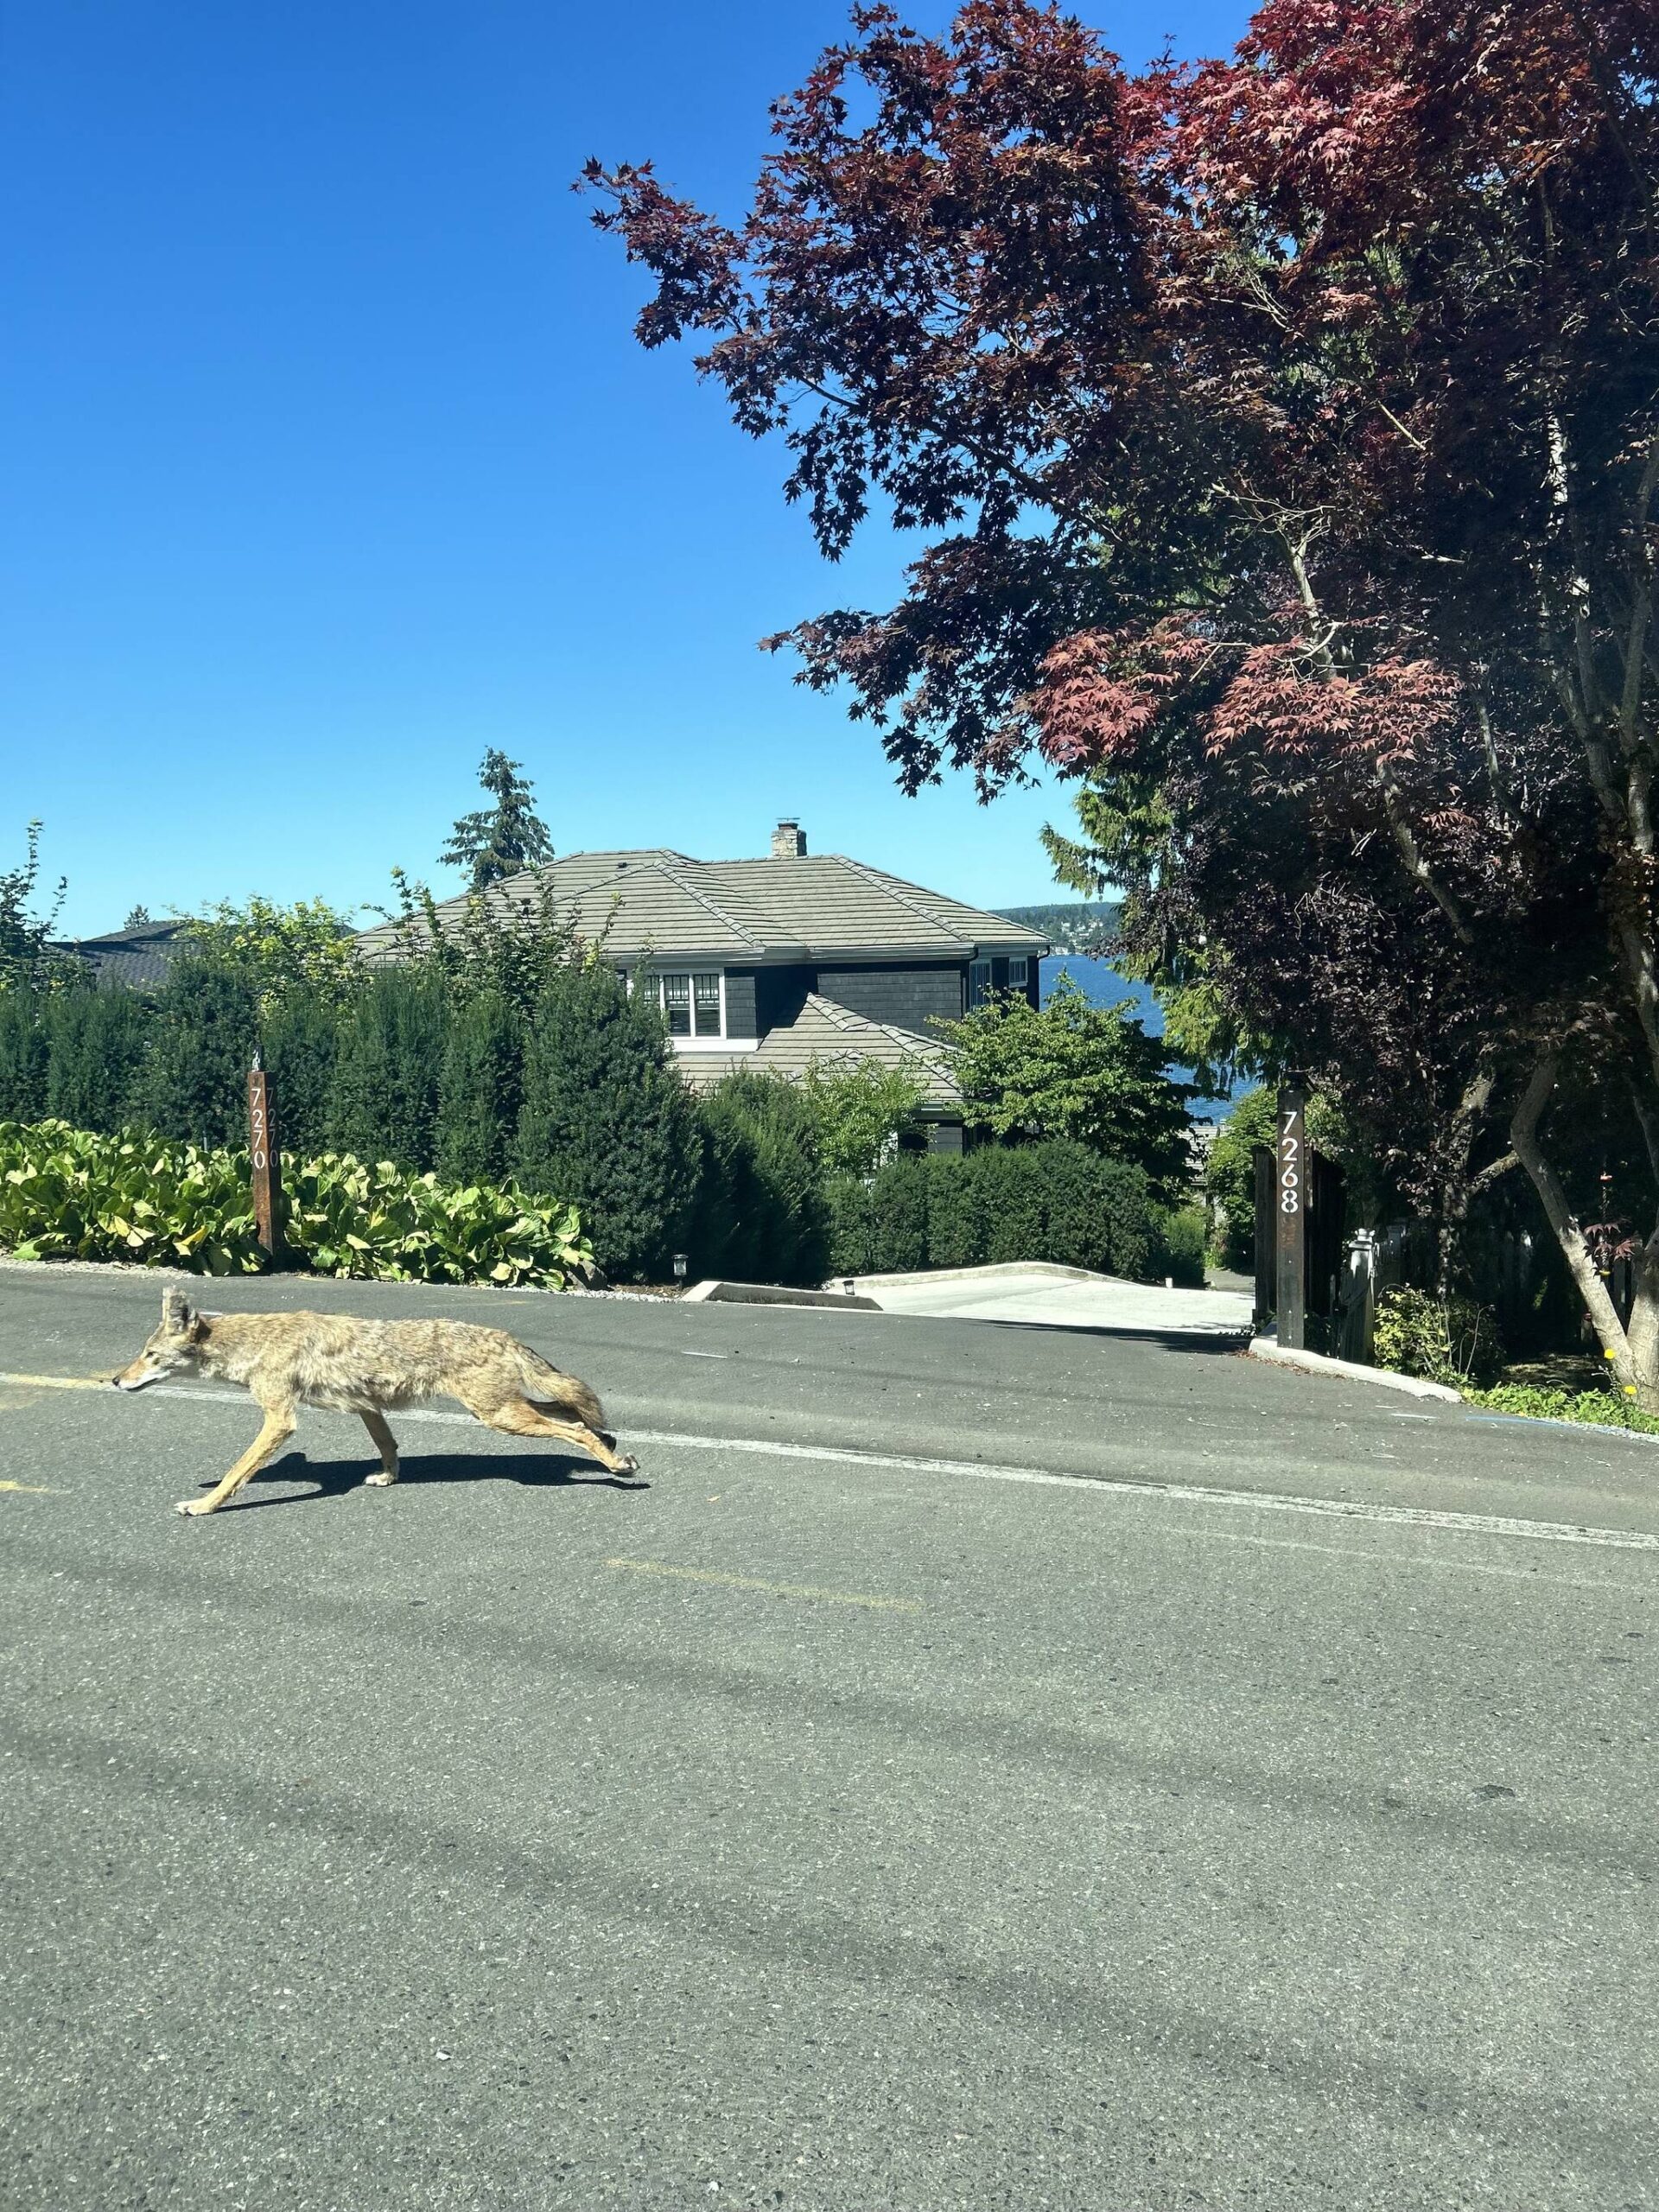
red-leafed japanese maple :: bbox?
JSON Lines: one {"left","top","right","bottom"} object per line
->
{"left": 585, "top": 1, "right": 1659, "bottom": 1398}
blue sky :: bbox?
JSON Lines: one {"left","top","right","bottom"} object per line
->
{"left": 2, "top": 2, "right": 1249, "bottom": 938}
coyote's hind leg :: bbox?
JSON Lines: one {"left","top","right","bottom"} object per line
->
{"left": 359, "top": 1410, "right": 400, "bottom": 1487}
{"left": 466, "top": 1390, "right": 639, "bottom": 1475}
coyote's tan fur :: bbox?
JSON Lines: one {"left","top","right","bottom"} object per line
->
{"left": 115, "top": 1287, "right": 638, "bottom": 1516}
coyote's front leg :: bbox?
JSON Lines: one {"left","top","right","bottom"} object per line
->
{"left": 359, "top": 1410, "right": 400, "bottom": 1487}
{"left": 176, "top": 1408, "right": 296, "bottom": 1516}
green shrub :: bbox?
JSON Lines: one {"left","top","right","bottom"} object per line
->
{"left": 435, "top": 988, "right": 523, "bottom": 1185}
{"left": 925, "top": 1149, "right": 990, "bottom": 1268}
{"left": 0, "top": 1118, "right": 591, "bottom": 1287}
{"left": 283, "top": 1153, "right": 588, "bottom": 1286}
{"left": 970, "top": 1146, "right": 1047, "bottom": 1267}
{"left": 0, "top": 993, "right": 48, "bottom": 1121}
{"left": 43, "top": 988, "right": 151, "bottom": 1134}
{"left": 1155, "top": 1204, "right": 1209, "bottom": 1288}
{"left": 865, "top": 1153, "right": 931, "bottom": 1272}
{"left": 1373, "top": 1286, "right": 1503, "bottom": 1387}
{"left": 1462, "top": 1382, "right": 1659, "bottom": 1435}
{"left": 516, "top": 963, "right": 702, "bottom": 1281}
{"left": 141, "top": 957, "right": 261, "bottom": 1149}
{"left": 826, "top": 1174, "right": 876, "bottom": 1278}
{"left": 1037, "top": 1142, "right": 1155, "bottom": 1277}
{"left": 846, "top": 1140, "right": 1160, "bottom": 1280}
{"left": 327, "top": 965, "right": 450, "bottom": 1170}
{"left": 0, "top": 1120, "right": 263, "bottom": 1272}
{"left": 259, "top": 985, "right": 341, "bottom": 1160}
{"left": 693, "top": 1071, "right": 830, "bottom": 1286}
{"left": 801, "top": 1060, "right": 928, "bottom": 1179}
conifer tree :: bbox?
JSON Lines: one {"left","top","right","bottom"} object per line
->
{"left": 440, "top": 751, "right": 554, "bottom": 891}
{"left": 141, "top": 958, "right": 260, "bottom": 1149}
{"left": 435, "top": 988, "right": 523, "bottom": 1185}
{"left": 327, "top": 966, "right": 449, "bottom": 1169}
{"left": 516, "top": 963, "right": 701, "bottom": 1279}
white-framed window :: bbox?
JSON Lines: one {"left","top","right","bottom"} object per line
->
{"left": 968, "top": 958, "right": 992, "bottom": 1008}
{"left": 652, "top": 971, "right": 725, "bottom": 1038}
{"left": 1008, "top": 956, "right": 1029, "bottom": 991}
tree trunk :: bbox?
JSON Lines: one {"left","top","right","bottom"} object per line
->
{"left": 1509, "top": 1053, "right": 1658, "bottom": 1408}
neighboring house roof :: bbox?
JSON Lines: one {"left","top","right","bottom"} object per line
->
{"left": 54, "top": 919, "right": 192, "bottom": 988}
{"left": 676, "top": 994, "right": 962, "bottom": 1113}
{"left": 353, "top": 848, "right": 1050, "bottom": 966}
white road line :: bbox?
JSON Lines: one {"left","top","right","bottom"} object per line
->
{"left": 79, "top": 1378, "right": 1659, "bottom": 1558}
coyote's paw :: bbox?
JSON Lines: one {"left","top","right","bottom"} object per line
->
{"left": 616, "top": 1453, "right": 641, "bottom": 1477}
{"left": 365, "top": 1469, "right": 398, "bottom": 1488}
{"left": 175, "top": 1498, "right": 213, "bottom": 1517}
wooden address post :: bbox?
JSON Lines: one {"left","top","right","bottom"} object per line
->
{"left": 247, "top": 1050, "right": 283, "bottom": 1262}
{"left": 1275, "top": 1077, "right": 1308, "bottom": 1351}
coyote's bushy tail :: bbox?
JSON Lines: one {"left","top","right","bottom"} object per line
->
{"left": 515, "top": 1344, "right": 606, "bottom": 1430}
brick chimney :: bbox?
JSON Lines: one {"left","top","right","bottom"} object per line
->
{"left": 770, "top": 818, "right": 807, "bottom": 859}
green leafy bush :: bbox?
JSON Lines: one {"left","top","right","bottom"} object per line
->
{"left": 864, "top": 1153, "right": 931, "bottom": 1273}
{"left": 0, "top": 1119, "right": 590, "bottom": 1288}
{"left": 0, "top": 1120, "right": 264, "bottom": 1272}
{"left": 1374, "top": 1286, "right": 1503, "bottom": 1387}
{"left": 1155, "top": 1204, "right": 1209, "bottom": 1288}
{"left": 1462, "top": 1382, "right": 1659, "bottom": 1436}
{"left": 284, "top": 1154, "right": 588, "bottom": 1287}
{"left": 801, "top": 1059, "right": 928, "bottom": 1179}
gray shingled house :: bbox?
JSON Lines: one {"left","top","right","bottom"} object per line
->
{"left": 353, "top": 821, "right": 1051, "bottom": 1149}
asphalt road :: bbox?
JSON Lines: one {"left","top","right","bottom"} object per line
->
{"left": 2, "top": 1264, "right": 1656, "bottom": 2211}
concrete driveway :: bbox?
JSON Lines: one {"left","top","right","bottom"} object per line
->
{"left": 852, "top": 1259, "right": 1255, "bottom": 1338}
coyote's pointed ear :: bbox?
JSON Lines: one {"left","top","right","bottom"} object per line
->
{"left": 161, "top": 1287, "right": 197, "bottom": 1336}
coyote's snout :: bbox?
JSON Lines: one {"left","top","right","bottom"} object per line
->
{"left": 117, "top": 1287, "right": 639, "bottom": 1516}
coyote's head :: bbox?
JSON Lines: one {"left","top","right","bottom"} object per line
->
{"left": 114, "top": 1288, "right": 207, "bottom": 1391}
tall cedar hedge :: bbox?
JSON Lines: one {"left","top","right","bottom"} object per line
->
{"left": 43, "top": 988, "right": 150, "bottom": 1134}
{"left": 692, "top": 1071, "right": 830, "bottom": 1287}
{"left": 516, "top": 963, "right": 702, "bottom": 1280}
{"left": 0, "top": 993, "right": 48, "bottom": 1122}
{"left": 327, "top": 966, "right": 449, "bottom": 1170}
{"left": 141, "top": 959, "right": 260, "bottom": 1150}
{"left": 258, "top": 985, "right": 341, "bottom": 1161}
{"left": 828, "top": 1141, "right": 1160, "bottom": 1281}
{"left": 436, "top": 988, "right": 524, "bottom": 1186}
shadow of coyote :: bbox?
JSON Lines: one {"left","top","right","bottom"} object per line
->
{"left": 115, "top": 1288, "right": 639, "bottom": 1516}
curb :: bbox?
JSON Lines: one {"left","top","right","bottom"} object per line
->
{"left": 1248, "top": 1338, "right": 1462, "bottom": 1402}
{"left": 848, "top": 1261, "right": 1125, "bottom": 1291}
{"left": 683, "top": 1280, "right": 882, "bottom": 1312}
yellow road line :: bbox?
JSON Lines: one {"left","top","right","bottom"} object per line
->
{"left": 0, "top": 1371, "right": 109, "bottom": 1391}
{"left": 604, "top": 1556, "right": 922, "bottom": 1613}
{"left": 0, "top": 1480, "right": 54, "bottom": 1494}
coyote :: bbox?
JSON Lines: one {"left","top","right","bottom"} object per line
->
{"left": 115, "top": 1287, "right": 639, "bottom": 1516}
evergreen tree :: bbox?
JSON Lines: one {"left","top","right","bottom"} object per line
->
{"left": 141, "top": 957, "right": 260, "bottom": 1148}
{"left": 44, "top": 988, "right": 150, "bottom": 1132}
{"left": 260, "top": 986, "right": 344, "bottom": 1160}
{"left": 516, "top": 963, "right": 701, "bottom": 1280}
{"left": 435, "top": 988, "right": 523, "bottom": 1185}
{"left": 327, "top": 967, "right": 449, "bottom": 1170}
{"left": 0, "top": 993, "right": 47, "bottom": 1121}
{"left": 440, "top": 751, "right": 554, "bottom": 891}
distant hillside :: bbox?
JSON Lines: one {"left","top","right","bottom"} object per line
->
{"left": 995, "top": 901, "right": 1122, "bottom": 955}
